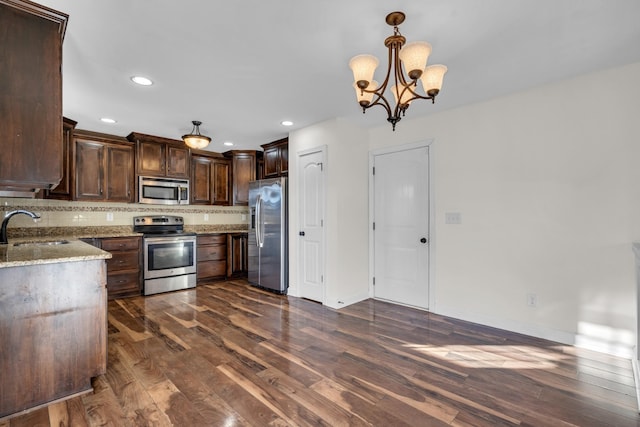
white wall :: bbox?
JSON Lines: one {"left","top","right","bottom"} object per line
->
{"left": 369, "top": 61, "right": 640, "bottom": 356}
{"left": 288, "top": 118, "right": 370, "bottom": 308}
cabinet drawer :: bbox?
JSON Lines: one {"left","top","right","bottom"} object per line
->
{"left": 197, "top": 244, "right": 226, "bottom": 262}
{"left": 106, "top": 251, "right": 139, "bottom": 272}
{"left": 198, "top": 234, "right": 226, "bottom": 245}
{"left": 102, "top": 237, "right": 140, "bottom": 251}
{"left": 107, "top": 271, "right": 140, "bottom": 297}
{"left": 198, "top": 260, "right": 226, "bottom": 278}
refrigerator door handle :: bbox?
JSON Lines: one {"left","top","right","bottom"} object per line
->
{"left": 256, "top": 195, "right": 264, "bottom": 248}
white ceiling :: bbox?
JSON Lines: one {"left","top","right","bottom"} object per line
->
{"left": 36, "top": 0, "right": 640, "bottom": 151}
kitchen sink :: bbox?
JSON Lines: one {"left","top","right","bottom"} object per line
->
{"left": 13, "top": 240, "right": 70, "bottom": 247}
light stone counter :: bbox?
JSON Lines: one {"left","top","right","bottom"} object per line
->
{"left": 0, "top": 239, "right": 111, "bottom": 268}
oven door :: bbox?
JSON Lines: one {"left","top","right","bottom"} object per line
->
{"left": 143, "top": 235, "right": 196, "bottom": 279}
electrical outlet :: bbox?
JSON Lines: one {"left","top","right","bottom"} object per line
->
{"left": 445, "top": 212, "right": 462, "bottom": 224}
{"left": 106, "top": 212, "right": 114, "bottom": 222}
{"left": 204, "top": 214, "right": 209, "bottom": 221}
{"left": 242, "top": 214, "right": 247, "bottom": 221}
{"left": 526, "top": 293, "right": 537, "bottom": 307}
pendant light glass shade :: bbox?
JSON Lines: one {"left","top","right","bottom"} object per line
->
{"left": 182, "top": 120, "right": 211, "bottom": 149}
{"left": 349, "top": 54, "right": 379, "bottom": 88}
{"left": 353, "top": 80, "right": 378, "bottom": 106}
{"left": 399, "top": 41, "right": 432, "bottom": 80}
{"left": 420, "top": 64, "right": 448, "bottom": 96}
{"left": 391, "top": 84, "right": 413, "bottom": 107}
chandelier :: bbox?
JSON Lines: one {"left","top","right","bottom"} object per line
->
{"left": 182, "top": 120, "right": 211, "bottom": 149}
{"left": 349, "top": 11, "right": 447, "bottom": 130}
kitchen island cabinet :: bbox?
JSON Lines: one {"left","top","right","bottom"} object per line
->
{"left": 0, "top": 241, "right": 109, "bottom": 420}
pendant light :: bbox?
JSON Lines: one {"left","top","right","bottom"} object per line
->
{"left": 349, "top": 11, "right": 448, "bottom": 130}
{"left": 182, "top": 120, "right": 211, "bottom": 149}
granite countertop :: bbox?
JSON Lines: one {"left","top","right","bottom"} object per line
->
{"left": 0, "top": 239, "right": 112, "bottom": 269}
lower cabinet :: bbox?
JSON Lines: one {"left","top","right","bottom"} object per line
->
{"left": 83, "top": 236, "right": 142, "bottom": 299}
{"left": 197, "top": 234, "right": 227, "bottom": 282}
{"left": 227, "top": 233, "right": 248, "bottom": 278}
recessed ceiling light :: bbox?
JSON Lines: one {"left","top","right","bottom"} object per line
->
{"left": 131, "top": 75, "right": 153, "bottom": 86}
{"left": 100, "top": 117, "right": 116, "bottom": 124}
{"left": 281, "top": 120, "right": 293, "bottom": 126}
{"left": 223, "top": 141, "right": 234, "bottom": 146}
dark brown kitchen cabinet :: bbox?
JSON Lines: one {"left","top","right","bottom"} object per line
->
{"left": 197, "top": 234, "right": 227, "bottom": 282}
{"left": 74, "top": 131, "right": 135, "bottom": 202}
{"left": 224, "top": 150, "right": 256, "bottom": 206}
{"left": 261, "top": 138, "right": 288, "bottom": 178}
{"left": 44, "top": 116, "right": 77, "bottom": 200}
{"left": 0, "top": 0, "right": 68, "bottom": 196}
{"left": 82, "top": 236, "right": 142, "bottom": 299}
{"left": 0, "top": 257, "right": 106, "bottom": 419}
{"left": 101, "top": 236, "right": 142, "bottom": 299}
{"left": 227, "top": 232, "right": 248, "bottom": 278}
{"left": 191, "top": 151, "right": 231, "bottom": 205}
{"left": 127, "top": 132, "right": 190, "bottom": 179}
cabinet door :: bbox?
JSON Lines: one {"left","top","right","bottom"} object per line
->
{"left": 212, "top": 159, "right": 231, "bottom": 206}
{"left": 106, "top": 145, "right": 134, "bottom": 202}
{"left": 167, "top": 146, "right": 190, "bottom": 178}
{"left": 227, "top": 233, "right": 248, "bottom": 277}
{"left": 279, "top": 145, "right": 288, "bottom": 175}
{"left": 45, "top": 117, "right": 77, "bottom": 200}
{"left": 263, "top": 147, "right": 280, "bottom": 178}
{"left": 191, "top": 155, "right": 213, "bottom": 204}
{"left": 75, "top": 140, "right": 105, "bottom": 200}
{"left": 0, "top": 2, "right": 66, "bottom": 193}
{"left": 232, "top": 153, "right": 256, "bottom": 205}
{"left": 137, "top": 141, "right": 165, "bottom": 176}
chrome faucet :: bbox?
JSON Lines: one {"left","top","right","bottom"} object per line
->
{"left": 0, "top": 209, "right": 41, "bottom": 244}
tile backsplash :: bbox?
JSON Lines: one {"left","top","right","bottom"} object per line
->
{"left": 0, "top": 198, "right": 249, "bottom": 231}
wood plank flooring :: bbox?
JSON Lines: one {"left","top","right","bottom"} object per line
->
{"left": 2, "top": 279, "right": 639, "bottom": 426}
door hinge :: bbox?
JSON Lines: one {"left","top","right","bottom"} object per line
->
{"left": 321, "top": 219, "right": 323, "bottom": 227}
{"left": 372, "top": 166, "right": 375, "bottom": 175}
{"left": 318, "top": 162, "right": 323, "bottom": 171}
{"left": 373, "top": 222, "right": 375, "bottom": 231}
{"left": 373, "top": 277, "right": 375, "bottom": 285}
{"left": 321, "top": 275, "right": 324, "bottom": 283}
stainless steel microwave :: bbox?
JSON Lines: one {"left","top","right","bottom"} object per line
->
{"left": 138, "top": 176, "right": 189, "bottom": 205}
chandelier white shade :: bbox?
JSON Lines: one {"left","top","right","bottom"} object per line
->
{"left": 182, "top": 120, "right": 211, "bottom": 149}
{"left": 349, "top": 11, "right": 447, "bottom": 130}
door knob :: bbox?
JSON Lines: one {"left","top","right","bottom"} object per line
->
{"left": 299, "top": 231, "right": 305, "bottom": 236}
{"left": 420, "top": 237, "right": 427, "bottom": 244}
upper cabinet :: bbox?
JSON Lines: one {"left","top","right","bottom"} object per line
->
{"left": 45, "top": 117, "right": 77, "bottom": 200}
{"left": 261, "top": 138, "right": 288, "bottom": 178}
{"left": 127, "top": 132, "right": 190, "bottom": 179}
{"left": 0, "top": 0, "right": 68, "bottom": 196}
{"left": 224, "top": 150, "right": 256, "bottom": 206}
{"left": 74, "top": 130, "right": 135, "bottom": 203}
{"left": 191, "top": 151, "right": 231, "bottom": 206}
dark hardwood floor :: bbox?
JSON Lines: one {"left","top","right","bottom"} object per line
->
{"left": 2, "top": 279, "right": 639, "bottom": 426}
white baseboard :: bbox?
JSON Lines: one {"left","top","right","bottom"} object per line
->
{"left": 434, "top": 305, "right": 635, "bottom": 359}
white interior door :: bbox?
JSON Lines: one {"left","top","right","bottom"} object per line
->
{"left": 373, "top": 145, "right": 430, "bottom": 309}
{"left": 297, "top": 147, "right": 326, "bottom": 303}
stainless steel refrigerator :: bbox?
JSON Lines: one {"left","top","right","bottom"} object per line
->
{"left": 248, "top": 177, "right": 288, "bottom": 293}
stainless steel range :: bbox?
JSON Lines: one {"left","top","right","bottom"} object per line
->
{"left": 134, "top": 215, "right": 197, "bottom": 296}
